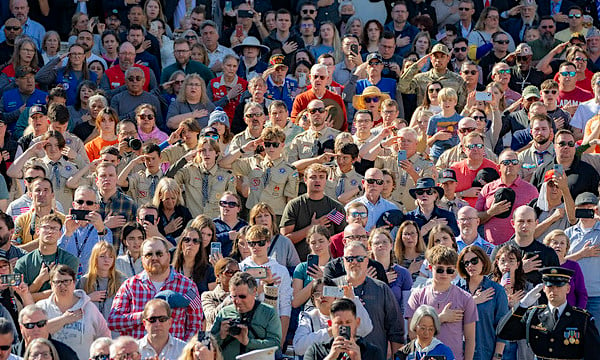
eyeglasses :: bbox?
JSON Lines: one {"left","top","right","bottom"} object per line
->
{"left": 462, "top": 70, "right": 477, "bottom": 75}
{"left": 263, "top": 141, "right": 280, "bottom": 148}
{"left": 174, "top": 49, "right": 191, "bottom": 54}
{"left": 428, "top": 88, "right": 441, "bottom": 93}
{"left": 74, "top": 199, "right": 95, "bottom": 206}
{"left": 182, "top": 237, "right": 201, "bottom": 244}
{"left": 223, "top": 269, "right": 239, "bottom": 276}
{"left": 302, "top": 9, "right": 316, "bottom": 14}
{"left": 247, "top": 239, "right": 268, "bottom": 247}
{"left": 365, "top": 178, "right": 384, "bottom": 185}
{"left": 494, "top": 40, "right": 510, "bottom": 44}
{"left": 542, "top": 89, "right": 558, "bottom": 95}
{"left": 145, "top": 316, "right": 170, "bottom": 323}
{"left": 415, "top": 189, "right": 435, "bottom": 196}
{"left": 143, "top": 251, "right": 165, "bottom": 259}
{"left": 22, "top": 320, "right": 47, "bottom": 329}
{"left": 40, "top": 225, "right": 61, "bottom": 232}
{"left": 344, "top": 255, "right": 366, "bottom": 263}
{"left": 186, "top": 83, "right": 202, "bottom": 87}
{"left": 300, "top": 23, "right": 313, "bottom": 28}
{"left": 453, "top": 47, "right": 467, "bottom": 53}
{"left": 568, "top": 13, "right": 582, "bottom": 18}
{"left": 560, "top": 71, "right": 576, "bottom": 77}
{"left": 458, "top": 217, "right": 478, "bottom": 222}
{"left": 5, "top": 26, "right": 21, "bottom": 31}
{"left": 138, "top": 114, "right": 154, "bottom": 120}
{"left": 473, "top": 115, "right": 486, "bottom": 121}
{"left": 127, "top": 76, "right": 143, "bottom": 82}
{"left": 459, "top": 127, "right": 477, "bottom": 134}
{"left": 465, "top": 143, "right": 484, "bottom": 149}
{"left": 24, "top": 176, "right": 40, "bottom": 183}
{"left": 245, "top": 112, "right": 263, "bottom": 118}
{"left": 349, "top": 211, "right": 368, "bottom": 218}
{"left": 496, "top": 69, "right": 511, "bottom": 74}
{"left": 51, "top": 278, "right": 74, "bottom": 286}
{"left": 345, "top": 235, "right": 368, "bottom": 241}
{"left": 434, "top": 266, "right": 456, "bottom": 274}
{"left": 558, "top": 140, "right": 575, "bottom": 147}
{"left": 499, "top": 159, "right": 519, "bottom": 166}
{"left": 516, "top": 56, "right": 530, "bottom": 61}
{"left": 461, "top": 257, "right": 480, "bottom": 267}
{"left": 91, "top": 354, "right": 109, "bottom": 360}
{"left": 574, "top": 57, "right": 587, "bottom": 62}
{"left": 308, "top": 107, "right": 326, "bottom": 114}
{"left": 219, "top": 200, "right": 239, "bottom": 208}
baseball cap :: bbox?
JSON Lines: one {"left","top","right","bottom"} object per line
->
{"left": 515, "top": 43, "right": 533, "bottom": 56}
{"left": 540, "top": 267, "right": 574, "bottom": 287}
{"left": 269, "top": 54, "right": 287, "bottom": 69}
{"left": 431, "top": 43, "right": 450, "bottom": 56}
{"left": 29, "top": 105, "right": 47, "bottom": 116}
{"left": 15, "top": 66, "right": 35, "bottom": 78}
{"left": 366, "top": 52, "right": 383, "bottom": 63}
{"left": 438, "top": 168, "right": 457, "bottom": 183}
{"left": 575, "top": 192, "right": 598, "bottom": 206}
{"left": 522, "top": 85, "right": 540, "bottom": 100}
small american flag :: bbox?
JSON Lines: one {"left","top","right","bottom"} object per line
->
{"left": 184, "top": 287, "right": 202, "bottom": 310}
{"left": 500, "top": 272, "right": 511, "bottom": 286}
{"left": 327, "top": 209, "right": 345, "bottom": 225}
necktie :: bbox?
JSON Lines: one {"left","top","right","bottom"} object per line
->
{"left": 484, "top": 0, "right": 490, "bottom": 7}
{"left": 534, "top": 150, "right": 548, "bottom": 165}
{"left": 447, "top": 200, "right": 455, "bottom": 213}
{"left": 263, "top": 161, "right": 273, "bottom": 187}
{"left": 149, "top": 175, "right": 158, "bottom": 198}
{"left": 50, "top": 162, "right": 60, "bottom": 188}
{"left": 313, "top": 132, "right": 322, "bottom": 157}
{"left": 202, "top": 172, "right": 210, "bottom": 206}
{"left": 552, "top": 308, "right": 559, "bottom": 329}
{"left": 336, "top": 174, "right": 346, "bottom": 197}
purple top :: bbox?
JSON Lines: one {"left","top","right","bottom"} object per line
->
{"left": 388, "top": 264, "right": 413, "bottom": 315}
{"left": 562, "top": 259, "right": 588, "bottom": 308}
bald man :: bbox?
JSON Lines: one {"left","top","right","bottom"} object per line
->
{"left": 456, "top": 206, "right": 495, "bottom": 256}
{"left": 345, "top": 168, "right": 399, "bottom": 231}
{"left": 0, "top": 18, "right": 22, "bottom": 65}
{"left": 491, "top": 205, "right": 559, "bottom": 285}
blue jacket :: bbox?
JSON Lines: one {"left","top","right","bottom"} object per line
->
{"left": 56, "top": 68, "right": 98, "bottom": 106}
{"left": 266, "top": 76, "right": 298, "bottom": 114}
{"left": 1, "top": 88, "right": 47, "bottom": 131}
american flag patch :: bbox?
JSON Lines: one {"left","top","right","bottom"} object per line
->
{"left": 326, "top": 209, "right": 345, "bottom": 225}
{"left": 184, "top": 287, "right": 202, "bottom": 310}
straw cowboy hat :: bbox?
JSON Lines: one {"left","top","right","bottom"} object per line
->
{"left": 352, "top": 86, "right": 391, "bottom": 110}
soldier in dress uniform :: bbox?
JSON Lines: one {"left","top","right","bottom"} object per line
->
{"left": 497, "top": 267, "right": 600, "bottom": 360}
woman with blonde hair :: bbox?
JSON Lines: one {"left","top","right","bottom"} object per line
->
{"left": 85, "top": 107, "right": 119, "bottom": 161}
{"left": 311, "top": 22, "right": 343, "bottom": 62}
{"left": 78, "top": 241, "right": 126, "bottom": 320}
{"left": 177, "top": 332, "right": 224, "bottom": 360}
{"left": 468, "top": 6, "right": 515, "bottom": 52}
{"left": 191, "top": 43, "right": 210, "bottom": 66}
{"left": 166, "top": 74, "right": 216, "bottom": 130}
{"left": 152, "top": 177, "right": 193, "bottom": 242}
{"left": 144, "top": 0, "right": 173, "bottom": 38}
{"left": 24, "top": 338, "right": 60, "bottom": 360}
{"left": 172, "top": 226, "right": 216, "bottom": 294}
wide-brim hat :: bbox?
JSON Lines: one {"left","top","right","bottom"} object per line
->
{"left": 409, "top": 177, "right": 444, "bottom": 199}
{"left": 352, "top": 86, "right": 391, "bottom": 110}
{"left": 232, "top": 36, "right": 270, "bottom": 55}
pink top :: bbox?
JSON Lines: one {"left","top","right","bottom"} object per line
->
{"left": 475, "top": 177, "right": 539, "bottom": 245}
{"left": 138, "top": 127, "right": 168, "bottom": 144}
{"left": 451, "top": 158, "right": 499, "bottom": 207}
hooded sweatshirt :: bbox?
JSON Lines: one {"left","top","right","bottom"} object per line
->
{"left": 36, "top": 289, "right": 111, "bottom": 360}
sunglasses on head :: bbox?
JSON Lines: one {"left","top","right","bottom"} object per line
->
{"left": 494, "top": 40, "right": 510, "bottom": 44}
{"left": 462, "top": 70, "right": 477, "bottom": 75}
{"left": 22, "top": 320, "right": 47, "bottom": 329}
{"left": 558, "top": 140, "right": 575, "bottom": 147}
{"left": 263, "top": 141, "right": 280, "bottom": 148}
{"left": 308, "top": 107, "right": 326, "bottom": 114}
{"left": 365, "top": 178, "right": 384, "bottom": 185}
{"left": 182, "top": 237, "right": 200, "bottom": 244}
{"left": 459, "top": 127, "right": 477, "bottom": 134}
{"left": 560, "top": 71, "right": 576, "bottom": 77}
{"left": 74, "top": 199, "right": 95, "bottom": 206}
{"left": 219, "top": 200, "right": 239, "bottom": 208}
{"left": 415, "top": 188, "right": 435, "bottom": 196}
{"left": 461, "top": 257, "right": 480, "bottom": 267}
{"left": 127, "top": 76, "right": 143, "bottom": 82}
{"left": 434, "top": 266, "right": 456, "bottom": 274}
{"left": 542, "top": 89, "right": 558, "bottom": 95}
{"left": 344, "top": 255, "right": 366, "bottom": 263}
{"left": 145, "top": 316, "right": 170, "bottom": 323}
{"left": 466, "top": 143, "right": 484, "bottom": 149}
{"left": 453, "top": 47, "right": 467, "bottom": 52}
{"left": 364, "top": 97, "right": 380, "bottom": 103}
{"left": 139, "top": 114, "right": 154, "bottom": 120}
{"left": 247, "top": 239, "right": 268, "bottom": 247}
{"left": 500, "top": 159, "right": 519, "bottom": 166}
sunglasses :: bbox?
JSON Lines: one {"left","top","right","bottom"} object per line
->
{"left": 247, "top": 239, "right": 268, "bottom": 247}
{"left": 458, "top": 7, "right": 471, "bottom": 10}
{"left": 516, "top": 56, "right": 530, "bottom": 61}
{"left": 0, "top": 345, "right": 8, "bottom": 351}
{"left": 496, "top": 69, "right": 511, "bottom": 74}
{"left": 466, "top": 143, "right": 484, "bottom": 149}
{"left": 574, "top": 56, "right": 587, "bottom": 62}
{"left": 312, "top": 74, "right": 327, "bottom": 80}
{"left": 223, "top": 269, "right": 239, "bottom": 276}
{"left": 558, "top": 140, "right": 575, "bottom": 147}
{"left": 542, "top": 89, "right": 558, "bottom": 95}
{"left": 560, "top": 71, "right": 576, "bottom": 77}
{"left": 145, "top": 316, "right": 170, "bottom": 323}
{"left": 461, "top": 257, "right": 480, "bottom": 267}
{"left": 365, "top": 178, "right": 384, "bottom": 185}
{"left": 204, "top": 134, "right": 219, "bottom": 140}
{"left": 127, "top": 76, "right": 143, "bottom": 82}
{"left": 74, "top": 199, "right": 95, "bottom": 206}
{"left": 139, "top": 114, "right": 154, "bottom": 120}
{"left": 368, "top": 61, "right": 382, "bottom": 66}
{"left": 500, "top": 159, "right": 519, "bottom": 166}
{"left": 453, "top": 47, "right": 467, "bottom": 52}
{"left": 344, "top": 255, "right": 366, "bottom": 263}
{"left": 5, "top": 26, "right": 21, "bottom": 31}
{"left": 462, "top": 70, "right": 477, "bottom": 75}
{"left": 494, "top": 40, "right": 510, "bottom": 44}
{"left": 51, "top": 279, "right": 73, "bottom": 286}
{"left": 91, "top": 355, "right": 109, "bottom": 360}
{"left": 350, "top": 211, "right": 368, "bottom": 218}
{"left": 415, "top": 189, "right": 435, "bottom": 196}
{"left": 143, "top": 251, "right": 164, "bottom": 259}
{"left": 263, "top": 141, "right": 280, "bottom": 148}
{"left": 22, "top": 320, "right": 47, "bottom": 329}
{"left": 364, "top": 97, "right": 380, "bottom": 103}
{"left": 568, "top": 13, "right": 582, "bottom": 18}
{"left": 459, "top": 127, "right": 477, "bottom": 134}
{"left": 473, "top": 115, "right": 486, "bottom": 121}
{"left": 302, "top": 9, "right": 316, "bottom": 14}
{"left": 219, "top": 200, "right": 239, "bottom": 208}
{"left": 428, "top": 88, "right": 441, "bottom": 93}
{"left": 308, "top": 107, "right": 326, "bottom": 114}
{"left": 540, "top": 25, "right": 555, "bottom": 29}
{"left": 245, "top": 113, "right": 263, "bottom": 118}
{"left": 434, "top": 267, "right": 456, "bottom": 274}
{"left": 182, "top": 237, "right": 201, "bottom": 244}
{"left": 231, "top": 294, "right": 248, "bottom": 299}
{"left": 24, "top": 176, "right": 40, "bottom": 183}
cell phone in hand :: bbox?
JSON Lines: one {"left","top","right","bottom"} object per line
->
{"left": 475, "top": 91, "right": 492, "bottom": 102}
{"left": 70, "top": 209, "right": 90, "bottom": 221}
{"left": 307, "top": 254, "right": 319, "bottom": 271}
{"left": 397, "top": 149, "right": 407, "bottom": 164}
{"left": 0, "top": 274, "right": 21, "bottom": 286}
{"left": 144, "top": 214, "right": 155, "bottom": 224}
{"left": 553, "top": 164, "right": 563, "bottom": 176}
{"left": 235, "top": 24, "right": 244, "bottom": 38}
{"left": 350, "top": 44, "right": 358, "bottom": 55}
{"left": 323, "top": 285, "right": 344, "bottom": 298}
{"left": 211, "top": 242, "right": 222, "bottom": 256}
{"left": 245, "top": 266, "right": 267, "bottom": 279}
{"left": 298, "top": 72, "right": 307, "bottom": 87}
{"left": 339, "top": 325, "right": 351, "bottom": 340}
{"left": 575, "top": 208, "right": 595, "bottom": 219}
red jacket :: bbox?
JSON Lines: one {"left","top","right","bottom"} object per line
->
{"left": 209, "top": 76, "right": 248, "bottom": 124}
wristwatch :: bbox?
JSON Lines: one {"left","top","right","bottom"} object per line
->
{"left": 493, "top": 353, "right": 502, "bottom": 359}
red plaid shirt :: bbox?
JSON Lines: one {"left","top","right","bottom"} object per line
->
{"left": 108, "top": 267, "right": 203, "bottom": 340}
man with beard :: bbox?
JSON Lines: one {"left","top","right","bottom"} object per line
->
{"left": 528, "top": 17, "right": 562, "bottom": 61}
{"left": 126, "top": 25, "right": 161, "bottom": 82}
{"left": 108, "top": 237, "right": 202, "bottom": 340}
{"left": 121, "top": 5, "right": 161, "bottom": 66}
{"left": 160, "top": 38, "right": 214, "bottom": 85}
{"left": 0, "top": 0, "right": 44, "bottom": 49}
{"left": 101, "top": 42, "right": 157, "bottom": 95}
{"left": 501, "top": 0, "right": 538, "bottom": 43}
{"left": 508, "top": 43, "right": 545, "bottom": 92}
{"left": 0, "top": 212, "right": 24, "bottom": 267}
{"left": 74, "top": 30, "right": 107, "bottom": 69}
{"left": 0, "top": 18, "right": 22, "bottom": 66}
{"left": 109, "top": 67, "right": 163, "bottom": 126}
{"left": 451, "top": 38, "right": 481, "bottom": 82}
{"left": 518, "top": 115, "right": 555, "bottom": 182}
{"left": 587, "top": 28, "right": 600, "bottom": 70}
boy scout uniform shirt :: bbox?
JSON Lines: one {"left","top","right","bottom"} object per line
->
{"left": 287, "top": 127, "right": 341, "bottom": 163}
{"left": 324, "top": 165, "right": 363, "bottom": 203}
{"left": 229, "top": 129, "right": 260, "bottom": 158}
{"left": 375, "top": 152, "right": 435, "bottom": 211}
{"left": 127, "top": 169, "right": 163, "bottom": 206}
{"left": 41, "top": 157, "right": 78, "bottom": 211}
{"left": 32, "top": 133, "right": 90, "bottom": 169}
{"left": 232, "top": 156, "right": 299, "bottom": 215}
{"left": 518, "top": 145, "right": 556, "bottom": 182}
{"left": 161, "top": 143, "right": 191, "bottom": 166}
{"left": 174, "top": 163, "right": 236, "bottom": 218}
{"left": 118, "top": 152, "right": 145, "bottom": 175}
